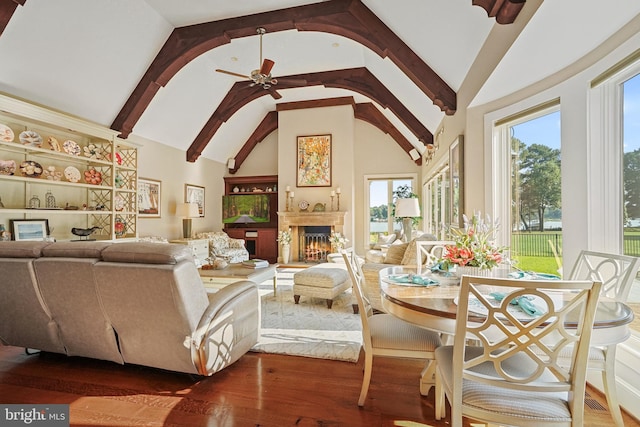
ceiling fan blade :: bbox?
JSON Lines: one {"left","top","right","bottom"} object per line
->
{"left": 260, "top": 59, "right": 275, "bottom": 76}
{"left": 276, "top": 78, "right": 308, "bottom": 86}
{"left": 215, "top": 69, "right": 251, "bottom": 79}
{"left": 266, "top": 87, "right": 282, "bottom": 100}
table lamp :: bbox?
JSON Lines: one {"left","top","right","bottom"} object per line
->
{"left": 395, "top": 198, "right": 420, "bottom": 242}
{"left": 177, "top": 202, "right": 199, "bottom": 239}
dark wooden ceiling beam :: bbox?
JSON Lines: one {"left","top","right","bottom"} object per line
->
{"left": 111, "top": 0, "right": 457, "bottom": 139}
{"left": 186, "top": 67, "right": 432, "bottom": 162}
{"left": 228, "top": 110, "right": 278, "bottom": 174}
{"left": 0, "top": 0, "right": 26, "bottom": 37}
{"left": 472, "top": 0, "right": 526, "bottom": 25}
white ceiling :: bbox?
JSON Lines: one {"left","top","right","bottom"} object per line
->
{"left": 0, "top": 0, "right": 638, "bottom": 164}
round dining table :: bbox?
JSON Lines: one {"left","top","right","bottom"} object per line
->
{"left": 379, "top": 266, "right": 634, "bottom": 347}
{"left": 378, "top": 266, "right": 635, "bottom": 396}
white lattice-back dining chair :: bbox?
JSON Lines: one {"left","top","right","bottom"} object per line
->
{"left": 435, "top": 275, "right": 602, "bottom": 427}
{"left": 415, "top": 240, "right": 455, "bottom": 274}
{"left": 341, "top": 250, "right": 442, "bottom": 406}
{"left": 567, "top": 250, "right": 640, "bottom": 427}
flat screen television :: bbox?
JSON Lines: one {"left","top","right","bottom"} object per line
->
{"left": 222, "top": 194, "right": 271, "bottom": 225}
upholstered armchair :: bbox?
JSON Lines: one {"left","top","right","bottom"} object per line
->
{"left": 195, "top": 231, "right": 249, "bottom": 263}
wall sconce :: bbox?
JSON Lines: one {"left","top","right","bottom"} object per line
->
{"left": 227, "top": 158, "right": 236, "bottom": 169}
{"left": 409, "top": 148, "right": 421, "bottom": 161}
{"left": 177, "top": 202, "right": 199, "bottom": 239}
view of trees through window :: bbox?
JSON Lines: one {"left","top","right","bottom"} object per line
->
{"left": 368, "top": 178, "right": 413, "bottom": 243}
{"left": 510, "top": 110, "right": 562, "bottom": 274}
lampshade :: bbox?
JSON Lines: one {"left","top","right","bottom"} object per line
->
{"left": 395, "top": 198, "right": 420, "bottom": 218}
{"left": 177, "top": 202, "right": 199, "bottom": 218}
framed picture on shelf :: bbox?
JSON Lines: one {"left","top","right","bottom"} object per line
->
{"left": 10, "top": 219, "right": 49, "bottom": 241}
{"left": 137, "top": 177, "right": 161, "bottom": 218}
{"left": 296, "top": 134, "right": 332, "bottom": 187}
{"left": 185, "top": 183, "right": 205, "bottom": 217}
{"left": 449, "top": 135, "right": 464, "bottom": 227}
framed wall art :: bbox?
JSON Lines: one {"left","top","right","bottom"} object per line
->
{"left": 137, "top": 177, "right": 161, "bottom": 218}
{"left": 449, "top": 135, "right": 464, "bottom": 227}
{"left": 185, "top": 183, "right": 205, "bottom": 217}
{"left": 10, "top": 219, "right": 49, "bottom": 241}
{"left": 296, "top": 134, "right": 332, "bottom": 187}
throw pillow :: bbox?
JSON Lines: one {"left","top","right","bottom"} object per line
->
{"left": 401, "top": 234, "right": 438, "bottom": 266}
{"left": 384, "top": 242, "right": 409, "bottom": 264}
{"left": 373, "top": 233, "right": 396, "bottom": 250}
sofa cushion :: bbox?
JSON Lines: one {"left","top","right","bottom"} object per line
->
{"left": 0, "top": 241, "right": 52, "bottom": 258}
{"left": 41, "top": 241, "right": 111, "bottom": 258}
{"left": 384, "top": 242, "right": 409, "bottom": 264}
{"left": 101, "top": 242, "right": 193, "bottom": 264}
{"left": 372, "top": 233, "right": 396, "bottom": 250}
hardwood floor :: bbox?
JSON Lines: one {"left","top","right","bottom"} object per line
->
{"left": 0, "top": 345, "right": 637, "bottom": 427}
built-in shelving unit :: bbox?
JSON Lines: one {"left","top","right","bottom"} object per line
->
{"left": 223, "top": 175, "right": 278, "bottom": 263}
{"left": 0, "top": 94, "right": 138, "bottom": 241}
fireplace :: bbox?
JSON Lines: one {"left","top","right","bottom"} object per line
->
{"left": 300, "top": 226, "right": 331, "bottom": 263}
{"left": 278, "top": 211, "right": 346, "bottom": 262}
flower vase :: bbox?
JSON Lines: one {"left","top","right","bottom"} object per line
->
{"left": 281, "top": 244, "right": 290, "bottom": 264}
{"left": 455, "top": 265, "right": 496, "bottom": 278}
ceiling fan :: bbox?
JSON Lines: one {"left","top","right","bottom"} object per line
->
{"left": 215, "top": 27, "right": 307, "bottom": 99}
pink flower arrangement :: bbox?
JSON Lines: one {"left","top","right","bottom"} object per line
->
{"left": 441, "top": 212, "right": 506, "bottom": 270}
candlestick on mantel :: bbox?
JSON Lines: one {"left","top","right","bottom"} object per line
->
{"left": 336, "top": 187, "right": 341, "bottom": 194}
{"left": 285, "top": 190, "right": 291, "bottom": 212}
{"left": 330, "top": 195, "right": 335, "bottom": 211}
{"left": 289, "top": 192, "right": 294, "bottom": 211}
{"left": 336, "top": 192, "right": 341, "bottom": 211}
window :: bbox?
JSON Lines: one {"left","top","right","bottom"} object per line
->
{"left": 493, "top": 102, "right": 562, "bottom": 274}
{"left": 423, "top": 159, "right": 449, "bottom": 238}
{"left": 365, "top": 175, "right": 417, "bottom": 245}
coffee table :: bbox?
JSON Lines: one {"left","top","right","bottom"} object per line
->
{"left": 199, "top": 263, "right": 278, "bottom": 294}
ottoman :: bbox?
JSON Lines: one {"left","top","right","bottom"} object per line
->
{"left": 293, "top": 263, "right": 351, "bottom": 309}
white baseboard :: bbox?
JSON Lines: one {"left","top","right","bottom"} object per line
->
{"left": 587, "top": 333, "right": 640, "bottom": 421}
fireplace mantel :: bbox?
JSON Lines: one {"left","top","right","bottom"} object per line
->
{"left": 278, "top": 211, "right": 347, "bottom": 262}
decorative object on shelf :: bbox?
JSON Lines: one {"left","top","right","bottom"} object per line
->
{"left": 83, "top": 167, "right": 103, "bottom": 185}
{"left": 46, "top": 136, "right": 61, "bottom": 151}
{"left": 28, "top": 195, "right": 41, "bottom": 209}
{"left": 0, "top": 159, "right": 16, "bottom": 175}
{"left": 440, "top": 211, "right": 507, "bottom": 276}
{"left": 63, "top": 165, "right": 80, "bottom": 182}
{"left": 395, "top": 197, "right": 420, "bottom": 243}
{"left": 83, "top": 143, "right": 103, "bottom": 159}
{"left": 114, "top": 218, "right": 126, "bottom": 237}
{"left": 185, "top": 183, "right": 205, "bottom": 217}
{"left": 9, "top": 218, "right": 49, "bottom": 241}
{"left": 0, "top": 223, "right": 9, "bottom": 241}
{"left": 312, "top": 202, "right": 326, "bottom": 212}
{"left": 43, "top": 165, "right": 62, "bottom": 181}
{"left": 177, "top": 202, "right": 199, "bottom": 239}
{"left": 71, "top": 226, "right": 100, "bottom": 241}
{"left": 298, "top": 199, "right": 309, "bottom": 212}
{"left": 0, "top": 124, "right": 14, "bottom": 142}
{"left": 20, "top": 160, "right": 43, "bottom": 178}
{"left": 114, "top": 173, "right": 124, "bottom": 188}
{"left": 62, "top": 139, "right": 81, "bottom": 156}
{"left": 296, "top": 134, "right": 332, "bottom": 187}
{"left": 114, "top": 194, "right": 125, "bottom": 212}
{"left": 329, "top": 231, "right": 348, "bottom": 251}
{"left": 45, "top": 190, "right": 56, "bottom": 208}
{"left": 233, "top": 186, "right": 239, "bottom": 193}
{"left": 19, "top": 130, "right": 43, "bottom": 147}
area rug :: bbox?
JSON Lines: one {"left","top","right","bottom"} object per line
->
{"left": 250, "top": 268, "right": 363, "bottom": 363}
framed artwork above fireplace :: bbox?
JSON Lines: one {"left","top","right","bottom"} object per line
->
{"left": 296, "top": 134, "right": 332, "bottom": 187}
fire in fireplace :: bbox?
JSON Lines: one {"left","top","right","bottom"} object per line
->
{"left": 299, "top": 226, "right": 331, "bottom": 262}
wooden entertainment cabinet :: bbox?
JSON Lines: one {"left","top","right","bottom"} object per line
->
{"left": 223, "top": 175, "right": 278, "bottom": 263}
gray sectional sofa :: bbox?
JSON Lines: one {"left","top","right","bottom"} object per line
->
{"left": 0, "top": 240, "right": 260, "bottom": 376}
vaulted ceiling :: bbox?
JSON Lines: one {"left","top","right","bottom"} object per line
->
{"left": 0, "top": 0, "right": 638, "bottom": 172}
